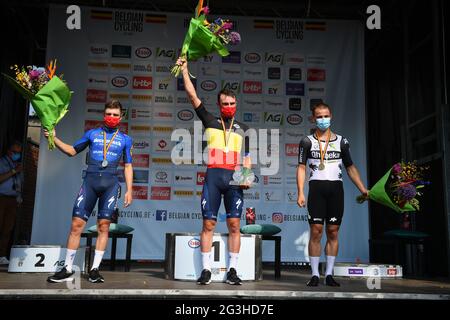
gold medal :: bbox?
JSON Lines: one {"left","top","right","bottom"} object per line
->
{"left": 319, "top": 163, "right": 325, "bottom": 170}
{"left": 220, "top": 117, "right": 234, "bottom": 155}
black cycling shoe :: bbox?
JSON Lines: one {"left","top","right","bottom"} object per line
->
{"left": 197, "top": 269, "right": 212, "bottom": 285}
{"left": 88, "top": 268, "right": 105, "bottom": 283}
{"left": 325, "top": 275, "right": 340, "bottom": 287}
{"left": 226, "top": 268, "right": 242, "bottom": 285}
{"left": 306, "top": 275, "right": 320, "bottom": 287}
{"left": 47, "top": 267, "right": 74, "bottom": 283}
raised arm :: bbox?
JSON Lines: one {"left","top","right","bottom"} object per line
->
{"left": 177, "top": 58, "right": 202, "bottom": 109}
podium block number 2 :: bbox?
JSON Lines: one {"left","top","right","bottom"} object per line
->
{"left": 35, "top": 253, "right": 45, "bottom": 267}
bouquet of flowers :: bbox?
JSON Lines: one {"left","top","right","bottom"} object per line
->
{"left": 357, "top": 161, "right": 430, "bottom": 212}
{"left": 3, "top": 60, "right": 72, "bottom": 150}
{"left": 171, "top": 0, "right": 241, "bottom": 77}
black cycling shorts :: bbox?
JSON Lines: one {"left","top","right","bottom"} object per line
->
{"left": 307, "top": 180, "right": 344, "bottom": 225}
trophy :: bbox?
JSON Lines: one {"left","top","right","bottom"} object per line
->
{"left": 229, "top": 167, "right": 256, "bottom": 187}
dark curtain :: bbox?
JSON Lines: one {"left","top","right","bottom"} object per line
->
{"left": 366, "top": 0, "right": 449, "bottom": 277}
{"left": 365, "top": 3, "right": 405, "bottom": 238}
{"left": 0, "top": 3, "right": 47, "bottom": 154}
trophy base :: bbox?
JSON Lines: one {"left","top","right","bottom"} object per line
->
{"left": 229, "top": 181, "right": 257, "bottom": 187}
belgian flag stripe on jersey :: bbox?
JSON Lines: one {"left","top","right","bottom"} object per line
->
{"left": 205, "top": 128, "right": 243, "bottom": 170}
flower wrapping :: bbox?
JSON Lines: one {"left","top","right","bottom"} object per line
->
{"left": 171, "top": 1, "right": 241, "bottom": 77}
{"left": 357, "top": 161, "right": 430, "bottom": 213}
{"left": 3, "top": 60, "right": 72, "bottom": 150}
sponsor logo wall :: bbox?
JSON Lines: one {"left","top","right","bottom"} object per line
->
{"left": 35, "top": 6, "right": 367, "bottom": 263}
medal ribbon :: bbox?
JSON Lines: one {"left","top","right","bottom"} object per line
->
{"left": 220, "top": 117, "right": 235, "bottom": 152}
{"left": 103, "top": 129, "right": 119, "bottom": 162}
{"left": 316, "top": 128, "right": 331, "bottom": 166}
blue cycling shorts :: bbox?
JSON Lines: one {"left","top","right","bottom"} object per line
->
{"left": 72, "top": 172, "right": 120, "bottom": 221}
{"left": 201, "top": 168, "right": 244, "bottom": 221}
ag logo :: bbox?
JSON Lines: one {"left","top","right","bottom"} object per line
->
{"left": 221, "top": 81, "right": 240, "bottom": 93}
{"left": 264, "top": 112, "right": 283, "bottom": 124}
{"left": 156, "top": 48, "right": 176, "bottom": 60}
{"left": 265, "top": 53, "right": 284, "bottom": 65}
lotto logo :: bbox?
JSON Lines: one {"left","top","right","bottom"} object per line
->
{"left": 133, "top": 76, "right": 152, "bottom": 89}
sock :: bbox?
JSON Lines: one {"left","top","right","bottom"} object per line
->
{"left": 201, "top": 251, "right": 211, "bottom": 271}
{"left": 91, "top": 250, "right": 105, "bottom": 270}
{"left": 326, "top": 256, "right": 336, "bottom": 276}
{"left": 310, "top": 256, "right": 320, "bottom": 277}
{"left": 228, "top": 252, "right": 239, "bottom": 271}
{"left": 64, "top": 249, "right": 77, "bottom": 272}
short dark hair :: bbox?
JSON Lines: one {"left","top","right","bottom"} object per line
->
{"left": 312, "top": 102, "right": 332, "bottom": 116}
{"left": 104, "top": 100, "right": 123, "bottom": 113}
{"left": 217, "top": 89, "right": 236, "bottom": 103}
{"left": 9, "top": 140, "right": 22, "bottom": 149}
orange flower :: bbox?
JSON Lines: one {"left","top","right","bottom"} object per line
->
{"left": 47, "top": 59, "right": 57, "bottom": 79}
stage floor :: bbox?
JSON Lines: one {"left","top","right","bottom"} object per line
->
{"left": 0, "top": 263, "right": 449, "bottom": 300}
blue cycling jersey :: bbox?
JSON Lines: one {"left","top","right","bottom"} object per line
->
{"left": 73, "top": 126, "right": 133, "bottom": 172}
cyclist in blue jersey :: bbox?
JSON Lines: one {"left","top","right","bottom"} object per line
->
{"left": 45, "top": 100, "right": 133, "bottom": 283}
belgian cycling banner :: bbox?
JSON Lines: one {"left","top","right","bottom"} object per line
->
{"left": 32, "top": 5, "right": 368, "bottom": 263}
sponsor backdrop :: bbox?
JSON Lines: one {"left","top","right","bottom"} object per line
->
{"left": 32, "top": 5, "right": 368, "bottom": 262}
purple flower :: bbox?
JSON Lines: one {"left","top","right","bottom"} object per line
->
{"left": 229, "top": 32, "right": 241, "bottom": 45}
{"left": 222, "top": 22, "right": 233, "bottom": 30}
{"left": 396, "top": 184, "right": 417, "bottom": 201}
{"left": 29, "top": 70, "right": 40, "bottom": 79}
{"left": 392, "top": 163, "right": 402, "bottom": 175}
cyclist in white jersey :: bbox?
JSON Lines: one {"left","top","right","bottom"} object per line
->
{"left": 297, "top": 102, "right": 368, "bottom": 287}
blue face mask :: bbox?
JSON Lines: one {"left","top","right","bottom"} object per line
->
{"left": 11, "top": 153, "right": 21, "bottom": 162}
{"left": 316, "top": 118, "right": 331, "bottom": 131}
